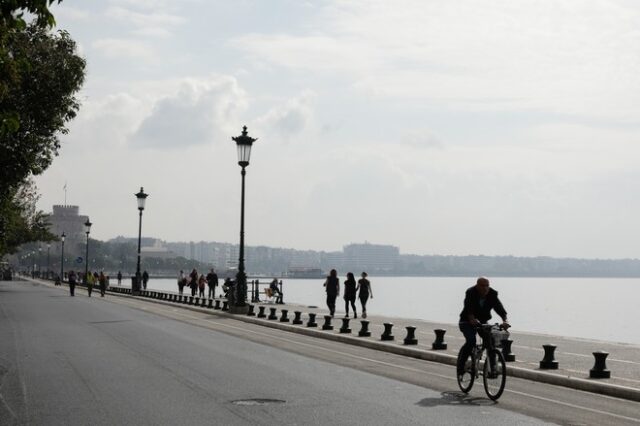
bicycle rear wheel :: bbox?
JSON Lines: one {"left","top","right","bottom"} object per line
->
{"left": 483, "top": 349, "right": 506, "bottom": 400}
{"left": 457, "top": 349, "right": 476, "bottom": 393}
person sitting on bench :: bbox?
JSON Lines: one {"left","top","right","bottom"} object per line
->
{"left": 269, "top": 278, "right": 283, "bottom": 304}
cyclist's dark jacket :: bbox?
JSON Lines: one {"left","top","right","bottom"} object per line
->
{"left": 459, "top": 286, "right": 507, "bottom": 323}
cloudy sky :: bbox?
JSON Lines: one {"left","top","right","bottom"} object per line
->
{"left": 36, "top": 0, "right": 640, "bottom": 259}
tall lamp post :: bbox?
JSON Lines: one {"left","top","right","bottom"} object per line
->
{"left": 84, "top": 219, "right": 92, "bottom": 283}
{"left": 60, "top": 232, "right": 66, "bottom": 281}
{"left": 46, "top": 243, "right": 51, "bottom": 279}
{"left": 134, "top": 187, "right": 148, "bottom": 295}
{"left": 232, "top": 126, "right": 257, "bottom": 310}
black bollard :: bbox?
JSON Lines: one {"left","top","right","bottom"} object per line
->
{"left": 208, "top": 299, "right": 214, "bottom": 309}
{"left": 307, "top": 312, "right": 318, "bottom": 327}
{"left": 502, "top": 339, "right": 516, "bottom": 362}
{"left": 214, "top": 300, "right": 221, "bottom": 310}
{"left": 268, "top": 307, "right": 278, "bottom": 320}
{"left": 222, "top": 301, "right": 229, "bottom": 311}
{"left": 182, "top": 295, "right": 188, "bottom": 304}
{"left": 381, "top": 323, "right": 394, "bottom": 341}
{"left": 340, "top": 318, "right": 351, "bottom": 334}
{"left": 200, "top": 298, "right": 206, "bottom": 307}
{"left": 432, "top": 329, "right": 447, "bottom": 350}
{"left": 194, "top": 297, "right": 200, "bottom": 306}
{"left": 279, "top": 309, "right": 290, "bottom": 323}
{"left": 589, "top": 351, "right": 611, "bottom": 379}
{"left": 322, "top": 315, "right": 334, "bottom": 330}
{"left": 246, "top": 304, "right": 255, "bottom": 316}
{"left": 539, "top": 344, "right": 559, "bottom": 369}
{"left": 292, "top": 311, "right": 303, "bottom": 325}
{"left": 189, "top": 296, "right": 194, "bottom": 305}
{"left": 404, "top": 326, "right": 418, "bottom": 345}
{"left": 257, "top": 306, "right": 267, "bottom": 318}
{"left": 358, "top": 320, "right": 371, "bottom": 337}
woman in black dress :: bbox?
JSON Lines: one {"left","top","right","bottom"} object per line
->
{"left": 343, "top": 272, "right": 357, "bottom": 318}
{"left": 357, "top": 272, "right": 373, "bottom": 319}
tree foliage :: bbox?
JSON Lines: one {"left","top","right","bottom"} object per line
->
{"left": 0, "top": 179, "right": 55, "bottom": 255}
{"left": 0, "top": 1, "right": 86, "bottom": 257}
{"left": 1, "top": 24, "right": 85, "bottom": 195}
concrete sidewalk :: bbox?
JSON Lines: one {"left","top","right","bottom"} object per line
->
{"left": 26, "top": 277, "right": 640, "bottom": 402}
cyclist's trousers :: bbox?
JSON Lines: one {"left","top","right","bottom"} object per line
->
{"left": 458, "top": 322, "right": 478, "bottom": 368}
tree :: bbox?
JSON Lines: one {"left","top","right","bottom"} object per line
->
{"left": 0, "top": 179, "right": 54, "bottom": 255}
{"left": 0, "top": 1, "right": 86, "bottom": 257}
{"left": 1, "top": 24, "right": 85, "bottom": 196}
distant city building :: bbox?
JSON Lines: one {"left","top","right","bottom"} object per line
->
{"left": 141, "top": 240, "right": 176, "bottom": 259}
{"left": 343, "top": 242, "right": 399, "bottom": 272}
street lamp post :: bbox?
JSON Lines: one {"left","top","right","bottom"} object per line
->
{"left": 232, "top": 126, "right": 257, "bottom": 310}
{"left": 134, "top": 187, "right": 148, "bottom": 295}
{"left": 60, "top": 232, "right": 66, "bottom": 281}
{"left": 46, "top": 243, "right": 51, "bottom": 279}
{"left": 84, "top": 219, "right": 92, "bottom": 283}
{"left": 38, "top": 247, "right": 42, "bottom": 277}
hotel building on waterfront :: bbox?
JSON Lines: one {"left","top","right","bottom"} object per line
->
{"left": 342, "top": 242, "right": 400, "bottom": 273}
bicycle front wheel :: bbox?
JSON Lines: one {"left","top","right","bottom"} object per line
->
{"left": 457, "top": 349, "right": 476, "bottom": 393}
{"left": 483, "top": 349, "right": 506, "bottom": 400}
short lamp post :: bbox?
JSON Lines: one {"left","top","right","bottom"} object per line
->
{"left": 134, "top": 187, "right": 148, "bottom": 295}
{"left": 38, "top": 247, "right": 42, "bottom": 277}
{"left": 46, "top": 243, "right": 51, "bottom": 279}
{"left": 232, "top": 126, "right": 257, "bottom": 310}
{"left": 84, "top": 219, "right": 92, "bottom": 283}
{"left": 60, "top": 232, "right": 66, "bottom": 281}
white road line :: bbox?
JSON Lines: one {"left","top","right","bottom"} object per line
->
{"left": 505, "top": 389, "right": 640, "bottom": 424}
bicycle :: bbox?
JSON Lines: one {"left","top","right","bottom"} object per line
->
{"left": 457, "top": 323, "right": 509, "bottom": 401}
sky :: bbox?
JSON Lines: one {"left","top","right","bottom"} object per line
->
{"left": 35, "top": 0, "right": 640, "bottom": 259}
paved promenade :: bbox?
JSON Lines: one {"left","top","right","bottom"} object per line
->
{"left": 28, "top": 277, "right": 640, "bottom": 402}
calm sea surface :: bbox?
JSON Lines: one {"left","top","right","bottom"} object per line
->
{"left": 142, "top": 276, "right": 639, "bottom": 345}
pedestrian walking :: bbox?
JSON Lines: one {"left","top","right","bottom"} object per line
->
{"left": 99, "top": 271, "right": 107, "bottom": 297}
{"left": 68, "top": 270, "right": 77, "bottom": 296}
{"left": 142, "top": 270, "right": 149, "bottom": 290}
{"left": 178, "top": 270, "right": 185, "bottom": 294}
{"left": 357, "top": 272, "right": 373, "bottom": 319}
{"left": 206, "top": 268, "right": 218, "bottom": 299}
{"left": 86, "top": 271, "right": 95, "bottom": 297}
{"left": 343, "top": 272, "right": 357, "bottom": 318}
{"left": 198, "top": 274, "right": 206, "bottom": 298}
{"left": 189, "top": 268, "right": 198, "bottom": 297}
{"left": 323, "top": 269, "right": 340, "bottom": 317}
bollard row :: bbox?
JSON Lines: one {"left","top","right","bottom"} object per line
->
{"left": 106, "top": 293, "right": 614, "bottom": 380}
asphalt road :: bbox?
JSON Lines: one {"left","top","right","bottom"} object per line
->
{"left": 1, "top": 280, "right": 638, "bottom": 425}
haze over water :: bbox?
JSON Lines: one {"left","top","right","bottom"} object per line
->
{"left": 144, "top": 276, "right": 639, "bottom": 345}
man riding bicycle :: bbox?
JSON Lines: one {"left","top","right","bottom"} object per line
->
{"left": 457, "top": 277, "right": 510, "bottom": 377}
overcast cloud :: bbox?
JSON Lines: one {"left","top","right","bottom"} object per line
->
{"left": 35, "top": 0, "right": 640, "bottom": 259}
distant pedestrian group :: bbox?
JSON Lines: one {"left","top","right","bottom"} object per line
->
{"left": 323, "top": 270, "right": 373, "bottom": 318}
